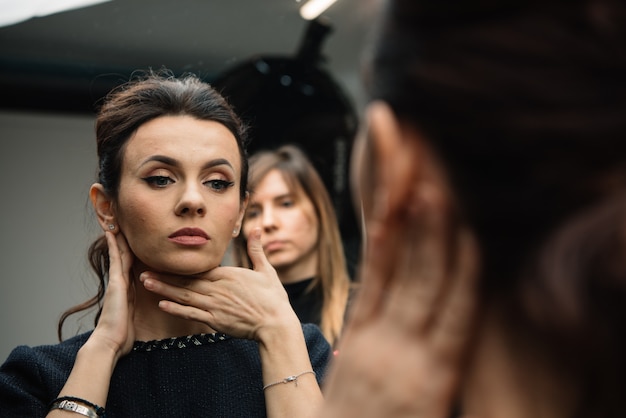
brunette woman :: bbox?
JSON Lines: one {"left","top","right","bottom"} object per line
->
{"left": 0, "top": 71, "right": 329, "bottom": 417}
{"left": 320, "top": 1, "right": 626, "bottom": 417}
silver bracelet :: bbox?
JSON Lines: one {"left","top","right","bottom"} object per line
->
{"left": 262, "top": 370, "right": 316, "bottom": 391}
{"left": 49, "top": 399, "right": 100, "bottom": 418}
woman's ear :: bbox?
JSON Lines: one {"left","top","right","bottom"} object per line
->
{"left": 233, "top": 191, "right": 249, "bottom": 237}
{"left": 90, "top": 183, "right": 118, "bottom": 233}
{"left": 366, "top": 101, "right": 423, "bottom": 222}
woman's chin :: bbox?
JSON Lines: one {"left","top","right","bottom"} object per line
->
{"left": 163, "top": 265, "right": 215, "bottom": 277}
{"left": 141, "top": 259, "right": 219, "bottom": 277}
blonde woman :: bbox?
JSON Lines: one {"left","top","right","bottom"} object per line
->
{"left": 233, "top": 145, "right": 351, "bottom": 348}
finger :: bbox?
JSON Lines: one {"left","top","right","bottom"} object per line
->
{"left": 157, "top": 299, "right": 217, "bottom": 327}
{"left": 115, "top": 232, "right": 134, "bottom": 277}
{"left": 141, "top": 275, "right": 205, "bottom": 309}
{"left": 105, "top": 231, "right": 125, "bottom": 286}
{"left": 105, "top": 232, "right": 134, "bottom": 293}
{"left": 246, "top": 227, "right": 273, "bottom": 273}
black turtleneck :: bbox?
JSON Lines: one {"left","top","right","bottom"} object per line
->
{"left": 283, "top": 278, "right": 323, "bottom": 326}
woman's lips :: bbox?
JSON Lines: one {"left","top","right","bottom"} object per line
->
{"left": 168, "top": 228, "right": 209, "bottom": 245}
{"left": 263, "top": 240, "right": 285, "bottom": 252}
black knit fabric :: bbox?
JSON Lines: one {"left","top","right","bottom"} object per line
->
{"left": 0, "top": 324, "right": 330, "bottom": 417}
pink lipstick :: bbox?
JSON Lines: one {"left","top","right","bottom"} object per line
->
{"left": 168, "top": 228, "right": 209, "bottom": 246}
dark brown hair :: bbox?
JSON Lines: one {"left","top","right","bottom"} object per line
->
{"left": 367, "top": 1, "right": 626, "bottom": 415}
{"left": 58, "top": 70, "right": 249, "bottom": 340}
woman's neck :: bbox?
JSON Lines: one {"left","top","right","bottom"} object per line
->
{"left": 462, "top": 313, "right": 576, "bottom": 418}
{"left": 276, "top": 258, "right": 318, "bottom": 284}
{"left": 130, "top": 266, "right": 216, "bottom": 342}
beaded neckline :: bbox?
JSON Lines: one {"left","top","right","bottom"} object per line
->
{"left": 133, "top": 333, "right": 231, "bottom": 352}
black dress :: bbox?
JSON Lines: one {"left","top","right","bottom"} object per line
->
{"left": 0, "top": 325, "right": 330, "bottom": 417}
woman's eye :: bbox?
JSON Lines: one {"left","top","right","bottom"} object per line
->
{"left": 143, "top": 176, "right": 174, "bottom": 188}
{"left": 205, "top": 179, "right": 235, "bottom": 191}
{"left": 280, "top": 199, "right": 294, "bottom": 208}
{"left": 245, "top": 209, "right": 260, "bottom": 220}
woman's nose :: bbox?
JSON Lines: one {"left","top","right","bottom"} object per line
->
{"left": 261, "top": 207, "right": 278, "bottom": 230}
{"left": 175, "top": 184, "right": 206, "bottom": 216}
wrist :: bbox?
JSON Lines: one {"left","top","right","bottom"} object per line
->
{"left": 256, "top": 310, "right": 302, "bottom": 348}
{"left": 86, "top": 328, "right": 133, "bottom": 361}
{"left": 79, "top": 336, "right": 124, "bottom": 366}
{"left": 56, "top": 338, "right": 120, "bottom": 409}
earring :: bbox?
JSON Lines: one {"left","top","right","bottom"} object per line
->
{"left": 232, "top": 228, "right": 239, "bottom": 236}
{"left": 108, "top": 224, "right": 116, "bottom": 231}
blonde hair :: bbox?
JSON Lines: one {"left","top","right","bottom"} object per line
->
{"left": 234, "top": 144, "right": 351, "bottom": 346}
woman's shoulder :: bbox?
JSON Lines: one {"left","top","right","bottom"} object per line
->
{"left": 302, "top": 322, "right": 327, "bottom": 341}
{"left": 302, "top": 323, "right": 331, "bottom": 356}
{"left": 2, "top": 331, "right": 91, "bottom": 371}
{"left": 300, "top": 323, "right": 332, "bottom": 385}
{"left": 0, "top": 332, "right": 93, "bottom": 415}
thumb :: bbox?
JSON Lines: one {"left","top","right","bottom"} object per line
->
{"left": 247, "top": 227, "right": 270, "bottom": 271}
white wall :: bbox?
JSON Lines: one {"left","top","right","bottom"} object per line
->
{"left": 0, "top": 110, "right": 100, "bottom": 362}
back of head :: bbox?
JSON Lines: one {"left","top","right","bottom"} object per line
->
{"left": 367, "top": 0, "right": 626, "bottom": 415}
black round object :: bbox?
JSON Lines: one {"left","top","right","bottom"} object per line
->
{"left": 212, "top": 18, "right": 360, "bottom": 272}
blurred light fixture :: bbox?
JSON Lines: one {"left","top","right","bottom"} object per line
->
{"left": 300, "top": 0, "right": 338, "bottom": 20}
{"left": 0, "top": 0, "right": 111, "bottom": 27}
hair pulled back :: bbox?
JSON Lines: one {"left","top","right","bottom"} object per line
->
{"left": 58, "top": 70, "right": 249, "bottom": 340}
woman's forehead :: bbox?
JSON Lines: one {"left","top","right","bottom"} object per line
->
{"left": 257, "top": 169, "right": 313, "bottom": 203}
{"left": 124, "top": 115, "right": 242, "bottom": 171}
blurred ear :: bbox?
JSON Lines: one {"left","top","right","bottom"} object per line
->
{"left": 90, "top": 183, "right": 117, "bottom": 233}
{"left": 366, "top": 101, "right": 424, "bottom": 223}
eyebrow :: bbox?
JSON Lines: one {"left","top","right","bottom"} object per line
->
{"left": 274, "top": 193, "right": 294, "bottom": 201}
{"left": 249, "top": 193, "right": 295, "bottom": 205}
{"left": 140, "top": 155, "right": 235, "bottom": 171}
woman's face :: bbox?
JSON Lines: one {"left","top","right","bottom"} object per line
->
{"left": 114, "top": 115, "right": 246, "bottom": 276}
{"left": 242, "top": 169, "right": 320, "bottom": 282}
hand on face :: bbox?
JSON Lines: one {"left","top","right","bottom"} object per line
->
{"left": 89, "top": 231, "right": 136, "bottom": 359}
{"left": 320, "top": 186, "right": 479, "bottom": 418}
{"left": 140, "top": 227, "right": 298, "bottom": 341}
